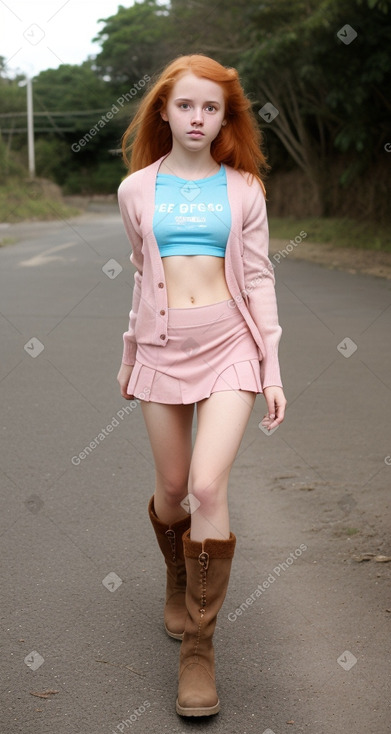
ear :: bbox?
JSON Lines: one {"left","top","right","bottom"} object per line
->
{"left": 160, "top": 111, "right": 168, "bottom": 122}
{"left": 221, "top": 120, "right": 227, "bottom": 126}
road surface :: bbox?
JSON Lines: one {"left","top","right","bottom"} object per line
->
{"left": 0, "top": 208, "right": 390, "bottom": 733}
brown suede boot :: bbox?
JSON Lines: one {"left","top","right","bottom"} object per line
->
{"left": 148, "top": 496, "right": 191, "bottom": 640}
{"left": 176, "top": 529, "right": 236, "bottom": 717}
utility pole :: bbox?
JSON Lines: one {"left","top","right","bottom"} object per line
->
{"left": 26, "top": 76, "right": 35, "bottom": 178}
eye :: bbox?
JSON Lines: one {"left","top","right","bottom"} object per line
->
{"left": 205, "top": 105, "right": 217, "bottom": 112}
{"left": 179, "top": 103, "right": 190, "bottom": 110}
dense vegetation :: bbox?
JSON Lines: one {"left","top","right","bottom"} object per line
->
{"left": 0, "top": 0, "right": 390, "bottom": 222}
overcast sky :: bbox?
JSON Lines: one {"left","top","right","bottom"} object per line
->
{"left": 0, "top": 0, "right": 134, "bottom": 77}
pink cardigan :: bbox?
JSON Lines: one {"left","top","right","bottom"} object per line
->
{"left": 118, "top": 155, "right": 283, "bottom": 389}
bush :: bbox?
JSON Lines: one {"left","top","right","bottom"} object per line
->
{"left": 62, "top": 157, "right": 124, "bottom": 194}
{"left": 0, "top": 134, "right": 26, "bottom": 181}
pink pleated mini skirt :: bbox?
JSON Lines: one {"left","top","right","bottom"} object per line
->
{"left": 127, "top": 299, "right": 262, "bottom": 404}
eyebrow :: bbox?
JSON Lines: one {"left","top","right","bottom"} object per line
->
{"left": 174, "top": 97, "right": 221, "bottom": 105}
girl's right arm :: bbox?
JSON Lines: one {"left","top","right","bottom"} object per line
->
{"left": 117, "top": 362, "right": 135, "bottom": 400}
{"left": 117, "top": 176, "right": 144, "bottom": 399}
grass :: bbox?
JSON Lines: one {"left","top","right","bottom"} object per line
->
{"left": 345, "top": 527, "right": 359, "bottom": 536}
{"left": 269, "top": 217, "right": 391, "bottom": 252}
{"left": 0, "top": 180, "right": 80, "bottom": 224}
{"left": 0, "top": 236, "right": 17, "bottom": 247}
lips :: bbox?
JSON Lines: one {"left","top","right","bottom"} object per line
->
{"left": 187, "top": 130, "right": 204, "bottom": 137}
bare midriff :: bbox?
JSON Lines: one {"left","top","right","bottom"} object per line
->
{"left": 162, "top": 255, "right": 231, "bottom": 308}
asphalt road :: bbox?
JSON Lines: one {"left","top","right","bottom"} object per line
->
{"left": 1, "top": 208, "right": 390, "bottom": 734}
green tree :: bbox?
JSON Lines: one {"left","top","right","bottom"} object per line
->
{"left": 33, "top": 60, "right": 114, "bottom": 123}
{"left": 94, "top": 1, "right": 171, "bottom": 88}
{"left": 33, "top": 62, "right": 127, "bottom": 191}
{"left": 94, "top": 0, "right": 258, "bottom": 85}
{"left": 239, "top": 0, "right": 391, "bottom": 214}
{"left": 0, "top": 66, "right": 27, "bottom": 182}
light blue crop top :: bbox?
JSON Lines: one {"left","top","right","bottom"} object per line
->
{"left": 153, "top": 165, "right": 231, "bottom": 257}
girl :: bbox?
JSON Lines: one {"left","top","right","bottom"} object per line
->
{"left": 117, "top": 54, "right": 286, "bottom": 717}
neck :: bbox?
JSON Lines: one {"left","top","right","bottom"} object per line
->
{"left": 162, "top": 146, "right": 219, "bottom": 179}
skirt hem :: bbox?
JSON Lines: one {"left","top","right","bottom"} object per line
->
{"left": 127, "top": 357, "right": 262, "bottom": 405}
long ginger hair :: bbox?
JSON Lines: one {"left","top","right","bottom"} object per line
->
{"left": 121, "top": 54, "right": 269, "bottom": 185}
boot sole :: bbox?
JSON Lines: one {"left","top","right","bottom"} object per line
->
{"left": 175, "top": 698, "right": 220, "bottom": 717}
{"left": 165, "top": 625, "right": 184, "bottom": 641}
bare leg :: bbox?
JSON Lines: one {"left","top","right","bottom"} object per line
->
{"left": 189, "top": 390, "right": 255, "bottom": 541}
{"left": 141, "top": 401, "right": 195, "bottom": 524}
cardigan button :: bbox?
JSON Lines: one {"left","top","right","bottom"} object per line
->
{"left": 158, "top": 282, "right": 164, "bottom": 288}
{"left": 160, "top": 309, "right": 166, "bottom": 316}
{"left": 160, "top": 334, "right": 166, "bottom": 340}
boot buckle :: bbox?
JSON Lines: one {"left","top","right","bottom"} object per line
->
{"left": 199, "top": 551, "right": 209, "bottom": 570}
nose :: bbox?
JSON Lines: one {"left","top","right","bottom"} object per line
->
{"left": 191, "top": 107, "right": 204, "bottom": 126}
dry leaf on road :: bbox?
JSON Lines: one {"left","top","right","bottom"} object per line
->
{"left": 352, "top": 553, "right": 375, "bottom": 562}
{"left": 30, "top": 690, "right": 59, "bottom": 699}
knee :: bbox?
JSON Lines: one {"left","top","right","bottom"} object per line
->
{"left": 188, "top": 474, "right": 226, "bottom": 512}
{"left": 157, "top": 475, "right": 188, "bottom": 506}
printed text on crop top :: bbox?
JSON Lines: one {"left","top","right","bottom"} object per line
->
{"left": 152, "top": 165, "right": 231, "bottom": 257}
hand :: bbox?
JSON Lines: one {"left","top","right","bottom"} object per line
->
{"left": 261, "top": 386, "right": 287, "bottom": 431}
{"left": 117, "top": 362, "right": 135, "bottom": 400}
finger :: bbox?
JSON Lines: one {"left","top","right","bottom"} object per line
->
{"left": 121, "top": 387, "right": 133, "bottom": 400}
{"left": 265, "top": 396, "right": 276, "bottom": 422}
{"left": 268, "top": 403, "right": 286, "bottom": 429}
{"left": 261, "top": 414, "right": 275, "bottom": 431}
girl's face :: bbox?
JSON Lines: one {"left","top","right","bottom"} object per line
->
{"left": 161, "top": 72, "right": 226, "bottom": 155}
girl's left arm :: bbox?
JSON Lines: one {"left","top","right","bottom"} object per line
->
{"left": 241, "top": 177, "right": 287, "bottom": 428}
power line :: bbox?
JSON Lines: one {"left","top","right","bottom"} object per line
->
{"left": 0, "top": 128, "right": 78, "bottom": 133}
{"left": 0, "top": 109, "right": 117, "bottom": 119}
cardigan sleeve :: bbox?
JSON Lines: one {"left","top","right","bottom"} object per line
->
{"left": 241, "top": 177, "right": 283, "bottom": 388}
{"left": 118, "top": 178, "right": 143, "bottom": 366}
